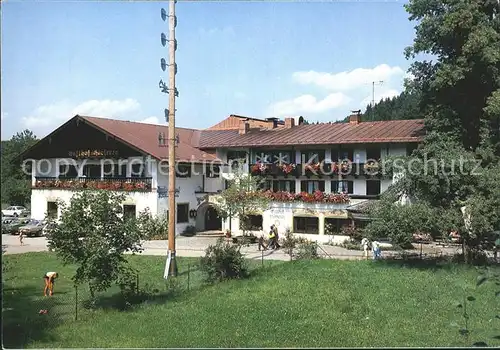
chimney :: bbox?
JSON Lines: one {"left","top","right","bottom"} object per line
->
{"left": 284, "top": 117, "right": 295, "bottom": 128}
{"left": 265, "top": 117, "right": 279, "bottom": 129}
{"left": 239, "top": 120, "right": 250, "bottom": 135}
{"left": 349, "top": 110, "right": 361, "bottom": 125}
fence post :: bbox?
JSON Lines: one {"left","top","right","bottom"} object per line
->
{"left": 74, "top": 285, "right": 78, "bottom": 321}
{"left": 187, "top": 262, "right": 190, "bottom": 292}
{"left": 136, "top": 273, "right": 139, "bottom": 294}
{"left": 261, "top": 249, "right": 264, "bottom": 266}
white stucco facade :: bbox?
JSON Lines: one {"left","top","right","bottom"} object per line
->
{"left": 28, "top": 144, "right": 409, "bottom": 240}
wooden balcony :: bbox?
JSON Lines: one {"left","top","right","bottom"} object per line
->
{"left": 33, "top": 177, "right": 153, "bottom": 192}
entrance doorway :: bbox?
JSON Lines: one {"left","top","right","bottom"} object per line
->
{"left": 204, "top": 206, "right": 222, "bottom": 231}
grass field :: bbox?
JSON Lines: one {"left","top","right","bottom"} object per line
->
{"left": 3, "top": 252, "right": 500, "bottom": 348}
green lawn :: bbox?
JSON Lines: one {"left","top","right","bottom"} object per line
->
{"left": 2, "top": 252, "right": 499, "bottom": 348}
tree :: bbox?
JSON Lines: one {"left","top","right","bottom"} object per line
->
{"left": 46, "top": 190, "right": 158, "bottom": 299}
{"left": 371, "top": 0, "right": 500, "bottom": 262}
{"left": 1, "top": 130, "right": 37, "bottom": 206}
{"left": 214, "top": 170, "right": 270, "bottom": 236}
{"left": 365, "top": 198, "right": 438, "bottom": 248}
{"left": 404, "top": 0, "right": 500, "bottom": 155}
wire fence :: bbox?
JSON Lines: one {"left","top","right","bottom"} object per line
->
{"left": 3, "top": 238, "right": 496, "bottom": 348}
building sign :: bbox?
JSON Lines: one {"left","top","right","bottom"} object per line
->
{"left": 269, "top": 208, "right": 292, "bottom": 227}
{"left": 158, "top": 186, "right": 179, "bottom": 198}
{"left": 69, "top": 149, "right": 119, "bottom": 158}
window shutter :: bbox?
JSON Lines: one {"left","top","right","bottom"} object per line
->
{"left": 348, "top": 181, "right": 354, "bottom": 194}
{"left": 331, "top": 181, "right": 338, "bottom": 193}
{"left": 272, "top": 181, "right": 279, "bottom": 192}
{"left": 319, "top": 181, "right": 325, "bottom": 192}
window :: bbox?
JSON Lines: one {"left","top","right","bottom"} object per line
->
{"left": 123, "top": 205, "right": 136, "bottom": 221}
{"left": 366, "top": 180, "right": 381, "bottom": 196}
{"left": 47, "top": 201, "right": 58, "bottom": 219}
{"left": 59, "top": 164, "right": 78, "bottom": 178}
{"left": 176, "top": 164, "right": 191, "bottom": 177}
{"left": 301, "top": 150, "right": 325, "bottom": 163}
{"left": 131, "top": 163, "right": 145, "bottom": 177}
{"left": 300, "top": 180, "right": 325, "bottom": 193}
{"left": 261, "top": 180, "right": 295, "bottom": 192}
{"left": 240, "top": 215, "right": 263, "bottom": 231}
{"left": 177, "top": 203, "right": 189, "bottom": 223}
{"left": 293, "top": 216, "right": 319, "bottom": 234}
{"left": 119, "top": 164, "right": 128, "bottom": 178}
{"left": 83, "top": 164, "right": 101, "bottom": 178}
{"left": 331, "top": 180, "right": 353, "bottom": 194}
{"left": 227, "top": 151, "right": 247, "bottom": 163}
{"left": 325, "top": 218, "right": 351, "bottom": 234}
{"left": 366, "top": 147, "right": 381, "bottom": 161}
{"left": 333, "top": 148, "right": 353, "bottom": 162}
{"left": 253, "top": 151, "right": 273, "bottom": 164}
{"left": 206, "top": 165, "right": 220, "bottom": 178}
{"left": 272, "top": 180, "right": 296, "bottom": 192}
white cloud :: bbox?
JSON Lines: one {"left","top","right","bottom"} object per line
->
{"left": 140, "top": 116, "right": 161, "bottom": 125}
{"left": 360, "top": 88, "right": 400, "bottom": 107}
{"left": 267, "top": 93, "right": 351, "bottom": 116}
{"left": 292, "top": 64, "right": 404, "bottom": 91}
{"left": 198, "top": 26, "right": 235, "bottom": 37}
{"left": 20, "top": 98, "right": 162, "bottom": 136}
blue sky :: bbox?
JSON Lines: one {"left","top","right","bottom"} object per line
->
{"left": 1, "top": 0, "right": 419, "bottom": 140}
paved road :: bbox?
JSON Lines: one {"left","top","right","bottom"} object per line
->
{"left": 2, "top": 234, "right": 461, "bottom": 261}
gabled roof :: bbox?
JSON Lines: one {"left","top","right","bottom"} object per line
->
{"left": 198, "top": 119, "right": 425, "bottom": 148}
{"left": 20, "top": 115, "right": 218, "bottom": 163}
{"left": 81, "top": 116, "right": 215, "bottom": 162}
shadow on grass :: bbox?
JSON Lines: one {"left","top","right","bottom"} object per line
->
{"left": 377, "top": 253, "right": 499, "bottom": 270}
{"left": 81, "top": 263, "right": 280, "bottom": 313}
{"left": 2, "top": 284, "right": 70, "bottom": 348}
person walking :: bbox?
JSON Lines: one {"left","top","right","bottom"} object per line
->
{"left": 268, "top": 226, "right": 276, "bottom": 250}
{"left": 372, "top": 241, "right": 381, "bottom": 260}
{"left": 273, "top": 225, "right": 281, "bottom": 249}
{"left": 361, "top": 237, "right": 371, "bottom": 260}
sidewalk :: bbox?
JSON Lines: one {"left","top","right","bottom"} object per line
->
{"left": 2, "top": 234, "right": 461, "bottom": 261}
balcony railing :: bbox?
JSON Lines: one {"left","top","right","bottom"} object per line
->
{"left": 33, "top": 177, "right": 153, "bottom": 192}
{"left": 249, "top": 161, "right": 382, "bottom": 178}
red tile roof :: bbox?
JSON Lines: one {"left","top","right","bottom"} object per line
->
{"left": 198, "top": 119, "right": 425, "bottom": 148}
{"left": 20, "top": 115, "right": 425, "bottom": 162}
{"left": 80, "top": 116, "right": 217, "bottom": 163}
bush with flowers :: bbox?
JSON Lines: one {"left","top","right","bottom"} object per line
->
{"left": 261, "top": 189, "right": 349, "bottom": 204}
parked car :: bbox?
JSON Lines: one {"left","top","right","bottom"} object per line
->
{"left": 4, "top": 218, "right": 32, "bottom": 235}
{"left": 2, "top": 218, "right": 16, "bottom": 234}
{"left": 18, "top": 220, "right": 47, "bottom": 237}
{"left": 42, "top": 222, "right": 58, "bottom": 236}
{"left": 2, "top": 206, "right": 28, "bottom": 217}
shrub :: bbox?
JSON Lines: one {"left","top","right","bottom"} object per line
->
{"left": 339, "top": 239, "right": 362, "bottom": 250}
{"left": 340, "top": 225, "right": 363, "bottom": 242}
{"left": 199, "top": 238, "right": 248, "bottom": 283}
{"left": 295, "top": 240, "right": 319, "bottom": 260}
{"left": 181, "top": 225, "right": 197, "bottom": 237}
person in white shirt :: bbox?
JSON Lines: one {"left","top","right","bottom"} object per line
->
{"left": 43, "top": 271, "right": 58, "bottom": 296}
{"left": 372, "top": 241, "right": 381, "bottom": 260}
{"left": 361, "top": 238, "right": 371, "bottom": 259}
